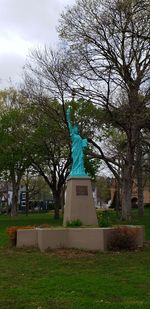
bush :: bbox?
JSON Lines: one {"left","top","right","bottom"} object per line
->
{"left": 107, "top": 226, "right": 140, "bottom": 251}
{"left": 66, "top": 219, "right": 82, "bottom": 227}
{"left": 6, "top": 224, "right": 52, "bottom": 246}
{"left": 6, "top": 226, "right": 35, "bottom": 246}
{"left": 97, "top": 210, "right": 111, "bottom": 227}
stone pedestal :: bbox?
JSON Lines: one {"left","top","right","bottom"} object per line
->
{"left": 63, "top": 176, "right": 98, "bottom": 226}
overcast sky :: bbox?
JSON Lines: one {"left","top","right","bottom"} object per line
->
{"left": 0, "top": 0, "right": 75, "bottom": 89}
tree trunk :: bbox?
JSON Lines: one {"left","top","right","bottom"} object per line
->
{"left": 136, "top": 140, "right": 144, "bottom": 217}
{"left": 60, "top": 185, "right": 65, "bottom": 215}
{"left": 121, "top": 168, "right": 132, "bottom": 221}
{"left": 10, "top": 169, "right": 23, "bottom": 217}
{"left": 116, "top": 189, "right": 121, "bottom": 217}
{"left": 6, "top": 182, "right": 10, "bottom": 215}
{"left": 26, "top": 183, "right": 29, "bottom": 216}
{"left": 11, "top": 183, "right": 19, "bottom": 216}
{"left": 53, "top": 191, "right": 61, "bottom": 219}
{"left": 121, "top": 144, "right": 133, "bottom": 221}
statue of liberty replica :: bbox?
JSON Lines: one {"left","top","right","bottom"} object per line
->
{"left": 63, "top": 107, "right": 98, "bottom": 226}
{"left": 66, "top": 107, "right": 88, "bottom": 177}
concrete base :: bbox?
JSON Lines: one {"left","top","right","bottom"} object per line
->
{"left": 17, "top": 226, "right": 145, "bottom": 252}
{"left": 63, "top": 176, "right": 98, "bottom": 226}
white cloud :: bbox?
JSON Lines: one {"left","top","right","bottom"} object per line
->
{"left": 0, "top": 53, "right": 25, "bottom": 89}
{"left": 0, "top": 0, "right": 63, "bottom": 42}
{"left": 0, "top": 0, "right": 75, "bottom": 89}
{"left": 0, "top": 34, "right": 34, "bottom": 56}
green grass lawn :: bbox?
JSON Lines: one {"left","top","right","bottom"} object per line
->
{"left": 0, "top": 247, "right": 150, "bottom": 309}
{"left": 0, "top": 210, "right": 150, "bottom": 309}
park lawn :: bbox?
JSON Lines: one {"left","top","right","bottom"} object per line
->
{"left": 0, "top": 210, "right": 150, "bottom": 309}
{"left": 0, "top": 247, "right": 150, "bottom": 309}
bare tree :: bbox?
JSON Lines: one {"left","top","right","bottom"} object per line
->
{"left": 58, "top": 0, "right": 150, "bottom": 220}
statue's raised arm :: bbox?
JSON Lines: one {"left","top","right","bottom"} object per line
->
{"left": 66, "top": 106, "right": 88, "bottom": 177}
{"left": 66, "top": 107, "right": 73, "bottom": 136}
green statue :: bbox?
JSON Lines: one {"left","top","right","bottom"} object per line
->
{"left": 66, "top": 107, "right": 88, "bottom": 176}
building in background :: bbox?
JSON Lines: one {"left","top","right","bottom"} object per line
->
{"left": 111, "top": 178, "right": 150, "bottom": 208}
